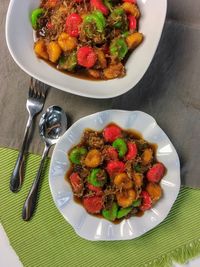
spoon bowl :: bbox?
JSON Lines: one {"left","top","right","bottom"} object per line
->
{"left": 39, "top": 106, "right": 67, "bottom": 146}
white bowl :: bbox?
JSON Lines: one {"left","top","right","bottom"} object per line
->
{"left": 49, "top": 110, "right": 180, "bottom": 241}
{"left": 6, "top": 0, "right": 167, "bottom": 99}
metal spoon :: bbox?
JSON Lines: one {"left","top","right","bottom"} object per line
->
{"left": 22, "top": 106, "right": 67, "bottom": 221}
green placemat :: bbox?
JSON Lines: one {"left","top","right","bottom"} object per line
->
{"left": 0, "top": 147, "right": 200, "bottom": 267}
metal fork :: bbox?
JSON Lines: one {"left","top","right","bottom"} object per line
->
{"left": 10, "top": 78, "right": 48, "bottom": 192}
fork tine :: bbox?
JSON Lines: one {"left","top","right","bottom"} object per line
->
{"left": 34, "top": 80, "right": 41, "bottom": 99}
{"left": 29, "top": 78, "right": 48, "bottom": 100}
{"left": 28, "top": 78, "right": 34, "bottom": 98}
{"left": 30, "top": 78, "right": 38, "bottom": 98}
{"left": 36, "top": 80, "right": 48, "bottom": 99}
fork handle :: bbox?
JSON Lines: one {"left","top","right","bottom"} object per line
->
{"left": 10, "top": 116, "right": 33, "bottom": 192}
{"left": 22, "top": 145, "right": 50, "bottom": 221}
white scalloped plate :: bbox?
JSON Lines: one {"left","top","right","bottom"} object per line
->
{"left": 6, "top": 0, "right": 167, "bottom": 98}
{"left": 49, "top": 110, "right": 180, "bottom": 241}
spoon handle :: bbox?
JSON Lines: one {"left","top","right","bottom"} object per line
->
{"left": 10, "top": 116, "right": 32, "bottom": 192}
{"left": 22, "top": 145, "right": 50, "bottom": 221}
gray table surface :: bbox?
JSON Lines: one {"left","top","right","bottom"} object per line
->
{"left": 0, "top": 0, "right": 200, "bottom": 187}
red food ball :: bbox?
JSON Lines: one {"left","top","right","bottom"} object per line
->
{"left": 87, "top": 183, "right": 103, "bottom": 195}
{"left": 125, "top": 142, "right": 137, "bottom": 160}
{"left": 83, "top": 196, "right": 103, "bottom": 213}
{"left": 77, "top": 46, "right": 97, "bottom": 68}
{"left": 66, "top": 13, "right": 82, "bottom": 37}
{"left": 127, "top": 15, "right": 137, "bottom": 31}
{"left": 146, "top": 163, "right": 165, "bottom": 183}
{"left": 90, "top": 0, "right": 109, "bottom": 15}
{"left": 140, "top": 191, "right": 152, "bottom": 211}
{"left": 69, "top": 172, "right": 83, "bottom": 194}
{"left": 104, "top": 146, "right": 118, "bottom": 160}
{"left": 103, "top": 125, "right": 122, "bottom": 142}
{"left": 106, "top": 160, "right": 125, "bottom": 176}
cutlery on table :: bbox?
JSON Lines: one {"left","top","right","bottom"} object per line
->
{"left": 10, "top": 78, "right": 48, "bottom": 193}
{"left": 22, "top": 106, "right": 67, "bottom": 221}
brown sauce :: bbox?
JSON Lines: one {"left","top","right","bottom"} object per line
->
{"left": 45, "top": 59, "right": 101, "bottom": 81}
{"left": 65, "top": 123, "right": 159, "bottom": 223}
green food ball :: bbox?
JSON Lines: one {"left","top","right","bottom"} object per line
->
{"left": 87, "top": 168, "right": 107, "bottom": 187}
{"left": 110, "top": 38, "right": 128, "bottom": 60}
{"left": 102, "top": 202, "right": 118, "bottom": 221}
{"left": 69, "top": 147, "right": 87, "bottom": 164}
{"left": 132, "top": 198, "right": 141, "bottom": 207}
{"left": 58, "top": 52, "right": 77, "bottom": 71}
{"left": 117, "top": 206, "right": 132, "bottom": 219}
{"left": 112, "top": 138, "right": 127, "bottom": 157}
{"left": 31, "top": 8, "right": 44, "bottom": 30}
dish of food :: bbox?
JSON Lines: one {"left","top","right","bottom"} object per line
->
{"left": 49, "top": 110, "right": 180, "bottom": 240}
{"left": 31, "top": 0, "right": 143, "bottom": 80}
{"left": 67, "top": 123, "right": 165, "bottom": 222}
{"left": 6, "top": 0, "right": 167, "bottom": 98}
